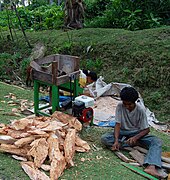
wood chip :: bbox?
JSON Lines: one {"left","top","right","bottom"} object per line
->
{"left": 0, "top": 135, "right": 16, "bottom": 144}
{"left": 75, "top": 146, "right": 86, "bottom": 152}
{"left": 21, "top": 161, "right": 50, "bottom": 180}
{"left": 14, "top": 136, "right": 35, "bottom": 147}
{"left": 41, "top": 120, "right": 65, "bottom": 131}
{"left": 12, "top": 155, "right": 27, "bottom": 161}
{"left": 75, "top": 135, "right": 91, "bottom": 152}
{"left": 28, "top": 138, "right": 49, "bottom": 168}
{"left": 27, "top": 129, "right": 48, "bottom": 136}
{"left": 48, "top": 135, "right": 66, "bottom": 180}
{"left": 162, "top": 152, "right": 170, "bottom": 158}
{"left": 0, "top": 144, "right": 29, "bottom": 157}
{"left": 51, "top": 111, "right": 82, "bottom": 131}
{"left": 11, "top": 118, "right": 33, "bottom": 130}
{"left": 41, "top": 164, "right": 51, "bottom": 171}
{"left": 7, "top": 129, "right": 29, "bottom": 139}
{"left": 64, "top": 129, "right": 76, "bottom": 167}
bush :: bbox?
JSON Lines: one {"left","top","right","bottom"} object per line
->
{"left": 0, "top": 53, "right": 21, "bottom": 80}
{"left": 20, "top": 57, "right": 31, "bottom": 78}
{"left": 85, "top": 0, "right": 169, "bottom": 30}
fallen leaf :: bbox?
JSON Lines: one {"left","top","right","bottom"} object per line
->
{"left": 4, "top": 93, "right": 17, "bottom": 100}
{"left": 12, "top": 108, "right": 20, "bottom": 113}
{"left": 96, "top": 156, "right": 103, "bottom": 160}
{"left": 21, "top": 109, "right": 34, "bottom": 115}
{"left": 11, "top": 95, "right": 17, "bottom": 100}
{"left": 80, "top": 157, "right": 85, "bottom": 162}
{"left": 9, "top": 104, "right": 18, "bottom": 106}
{"left": 20, "top": 100, "right": 28, "bottom": 111}
{"left": 7, "top": 101, "right": 15, "bottom": 104}
{"left": 3, "top": 112, "right": 21, "bottom": 117}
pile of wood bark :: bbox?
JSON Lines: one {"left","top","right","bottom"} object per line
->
{"left": 0, "top": 111, "right": 90, "bottom": 180}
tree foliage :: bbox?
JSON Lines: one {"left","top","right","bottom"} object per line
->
{"left": 0, "top": 3, "right": 64, "bottom": 31}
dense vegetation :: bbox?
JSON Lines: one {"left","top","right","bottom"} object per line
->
{"left": 85, "top": 0, "right": 170, "bottom": 30}
{"left": 0, "top": 3, "right": 64, "bottom": 31}
{"left": 0, "top": 0, "right": 170, "bottom": 32}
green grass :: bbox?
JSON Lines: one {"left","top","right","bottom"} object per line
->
{"left": 0, "top": 82, "right": 34, "bottom": 124}
{"left": 0, "top": 82, "right": 169, "bottom": 180}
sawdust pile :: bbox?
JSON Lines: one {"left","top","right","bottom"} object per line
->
{"left": 0, "top": 111, "right": 90, "bottom": 180}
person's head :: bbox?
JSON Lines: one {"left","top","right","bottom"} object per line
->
{"left": 120, "top": 87, "right": 139, "bottom": 111}
{"left": 82, "top": 69, "right": 97, "bottom": 84}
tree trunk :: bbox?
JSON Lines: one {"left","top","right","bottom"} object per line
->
{"left": 6, "top": 8, "right": 14, "bottom": 41}
{"left": 57, "top": 0, "right": 62, "bottom": 5}
{"left": 12, "top": 2, "right": 32, "bottom": 48}
{"left": 49, "top": 0, "right": 53, "bottom": 4}
{"left": 0, "top": 1, "right": 2, "bottom": 11}
{"left": 22, "top": 0, "right": 25, "bottom": 6}
{"left": 64, "top": 0, "right": 84, "bottom": 29}
{"left": 28, "top": 0, "right": 31, "bottom": 5}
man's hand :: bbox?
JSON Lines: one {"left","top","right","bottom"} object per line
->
{"left": 111, "top": 141, "right": 120, "bottom": 151}
{"left": 126, "top": 136, "right": 138, "bottom": 146}
{"left": 126, "top": 128, "right": 150, "bottom": 146}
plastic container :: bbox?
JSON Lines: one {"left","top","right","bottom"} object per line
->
{"left": 75, "top": 95, "right": 94, "bottom": 108}
{"left": 79, "top": 70, "right": 87, "bottom": 88}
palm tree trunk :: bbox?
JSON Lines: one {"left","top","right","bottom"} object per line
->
{"left": 6, "top": 8, "right": 14, "bottom": 41}
{"left": 12, "top": 2, "right": 32, "bottom": 48}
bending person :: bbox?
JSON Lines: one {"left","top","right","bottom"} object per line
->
{"left": 79, "top": 69, "right": 97, "bottom": 88}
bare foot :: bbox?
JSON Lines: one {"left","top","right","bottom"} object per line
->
{"left": 144, "top": 165, "right": 163, "bottom": 178}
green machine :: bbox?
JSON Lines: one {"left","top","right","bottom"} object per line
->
{"left": 31, "top": 54, "right": 83, "bottom": 116}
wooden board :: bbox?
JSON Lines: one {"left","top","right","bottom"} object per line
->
{"left": 162, "top": 162, "right": 170, "bottom": 170}
{"left": 129, "top": 149, "right": 170, "bottom": 171}
{"left": 133, "top": 146, "right": 148, "bottom": 154}
{"left": 129, "top": 149, "right": 145, "bottom": 165}
{"left": 34, "top": 54, "right": 80, "bottom": 71}
{"left": 31, "top": 54, "right": 80, "bottom": 85}
{"left": 114, "top": 151, "right": 135, "bottom": 163}
{"left": 32, "top": 69, "right": 79, "bottom": 85}
{"left": 133, "top": 146, "right": 170, "bottom": 164}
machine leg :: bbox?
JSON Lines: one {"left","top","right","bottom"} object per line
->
{"left": 34, "top": 80, "right": 40, "bottom": 116}
{"left": 74, "top": 79, "right": 79, "bottom": 98}
{"left": 52, "top": 85, "right": 59, "bottom": 113}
